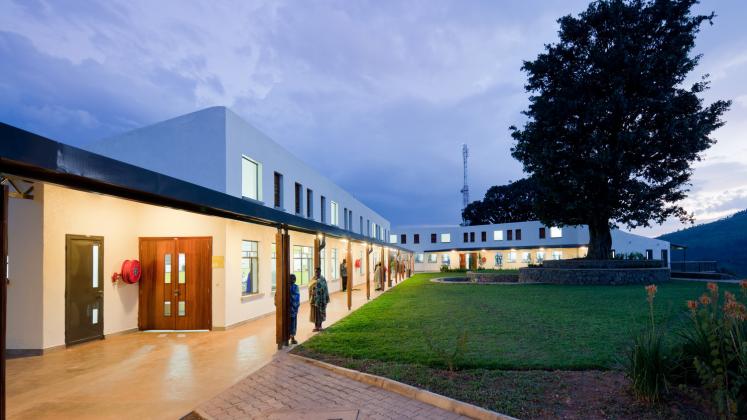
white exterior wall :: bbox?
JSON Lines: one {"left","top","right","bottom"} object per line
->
{"left": 7, "top": 182, "right": 387, "bottom": 350}
{"left": 391, "top": 222, "right": 588, "bottom": 252}
{"left": 86, "top": 106, "right": 391, "bottom": 240}
{"left": 391, "top": 222, "right": 670, "bottom": 271}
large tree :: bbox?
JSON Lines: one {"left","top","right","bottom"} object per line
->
{"left": 462, "top": 178, "right": 537, "bottom": 225}
{"left": 510, "top": 0, "right": 730, "bottom": 259}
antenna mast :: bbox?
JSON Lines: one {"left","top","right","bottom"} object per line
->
{"left": 460, "top": 144, "right": 469, "bottom": 225}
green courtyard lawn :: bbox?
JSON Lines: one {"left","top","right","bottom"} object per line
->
{"left": 295, "top": 273, "right": 738, "bottom": 418}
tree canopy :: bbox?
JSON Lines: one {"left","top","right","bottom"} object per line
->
{"left": 462, "top": 178, "right": 537, "bottom": 225}
{"left": 509, "top": 0, "right": 730, "bottom": 259}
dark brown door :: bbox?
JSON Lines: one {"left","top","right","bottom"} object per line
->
{"left": 459, "top": 254, "right": 466, "bottom": 269}
{"left": 139, "top": 237, "right": 211, "bottom": 330}
{"left": 65, "top": 235, "right": 104, "bottom": 346}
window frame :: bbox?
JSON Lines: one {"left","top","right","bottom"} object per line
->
{"left": 414, "top": 234, "right": 420, "bottom": 244}
{"left": 273, "top": 171, "right": 283, "bottom": 209}
{"left": 493, "top": 230, "right": 503, "bottom": 241}
{"left": 550, "top": 227, "right": 562, "bottom": 238}
{"left": 440, "top": 233, "right": 451, "bottom": 243}
{"left": 294, "top": 182, "right": 303, "bottom": 215}
{"left": 241, "top": 155, "right": 262, "bottom": 201}
{"left": 240, "top": 240, "right": 259, "bottom": 296}
{"left": 330, "top": 201, "right": 339, "bottom": 226}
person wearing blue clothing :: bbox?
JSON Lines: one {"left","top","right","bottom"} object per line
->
{"left": 289, "top": 274, "right": 300, "bottom": 344}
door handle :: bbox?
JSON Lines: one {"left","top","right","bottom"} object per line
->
{"left": 173, "top": 291, "right": 180, "bottom": 296}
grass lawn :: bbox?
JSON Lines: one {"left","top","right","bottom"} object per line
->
{"left": 295, "top": 273, "right": 738, "bottom": 418}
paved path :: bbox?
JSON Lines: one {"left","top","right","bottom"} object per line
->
{"left": 194, "top": 352, "right": 466, "bottom": 420}
{"left": 6, "top": 281, "right": 400, "bottom": 419}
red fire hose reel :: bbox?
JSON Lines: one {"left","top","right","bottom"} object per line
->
{"left": 111, "top": 259, "right": 142, "bottom": 284}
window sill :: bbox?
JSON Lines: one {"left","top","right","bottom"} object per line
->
{"left": 241, "top": 293, "right": 265, "bottom": 303}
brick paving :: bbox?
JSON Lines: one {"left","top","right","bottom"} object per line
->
{"left": 194, "top": 353, "right": 466, "bottom": 420}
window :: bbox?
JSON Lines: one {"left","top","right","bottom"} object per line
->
{"left": 440, "top": 233, "right": 451, "bottom": 243}
{"left": 521, "top": 252, "right": 531, "bottom": 263}
{"left": 359, "top": 250, "right": 363, "bottom": 275}
{"left": 306, "top": 189, "right": 313, "bottom": 218}
{"left": 539, "top": 227, "right": 546, "bottom": 239}
{"left": 400, "top": 234, "right": 407, "bottom": 244}
{"left": 367, "top": 220, "right": 371, "bottom": 236}
{"left": 536, "top": 251, "right": 545, "bottom": 263}
{"left": 273, "top": 172, "right": 283, "bottom": 208}
{"left": 348, "top": 210, "right": 353, "bottom": 232}
{"left": 320, "top": 248, "right": 327, "bottom": 279}
{"left": 552, "top": 250, "right": 562, "bottom": 260}
{"left": 431, "top": 233, "right": 437, "bottom": 243}
{"left": 493, "top": 230, "right": 503, "bottom": 241}
{"left": 463, "top": 232, "right": 469, "bottom": 242}
{"left": 494, "top": 253, "right": 503, "bottom": 267}
{"left": 241, "top": 156, "right": 261, "bottom": 201}
{"left": 646, "top": 249, "right": 653, "bottom": 260}
{"left": 508, "top": 251, "right": 517, "bottom": 263}
{"left": 294, "top": 183, "right": 302, "bottom": 214}
{"left": 389, "top": 234, "right": 397, "bottom": 244}
{"left": 343, "top": 208, "right": 348, "bottom": 229}
{"left": 293, "top": 245, "right": 312, "bottom": 285}
{"left": 271, "top": 243, "right": 276, "bottom": 291}
{"left": 415, "top": 253, "right": 424, "bottom": 263}
{"left": 414, "top": 234, "right": 420, "bottom": 244}
{"left": 241, "top": 241, "right": 259, "bottom": 295}
{"left": 516, "top": 229, "right": 522, "bottom": 240}
{"left": 360, "top": 216, "right": 363, "bottom": 234}
{"left": 481, "top": 231, "right": 486, "bottom": 242}
{"left": 321, "top": 196, "right": 327, "bottom": 223}
{"left": 331, "top": 248, "right": 339, "bottom": 278}
{"left": 330, "top": 201, "right": 339, "bottom": 226}
{"left": 371, "top": 222, "right": 378, "bottom": 238}
{"left": 428, "top": 254, "right": 437, "bottom": 263}
{"left": 442, "top": 254, "right": 451, "bottom": 265}
{"left": 470, "top": 232, "right": 475, "bottom": 243}
{"left": 507, "top": 230, "right": 513, "bottom": 240}
{"left": 550, "top": 227, "right": 562, "bottom": 238}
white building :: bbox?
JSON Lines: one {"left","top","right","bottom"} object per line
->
{"left": 1, "top": 108, "right": 404, "bottom": 355}
{"left": 390, "top": 222, "right": 670, "bottom": 272}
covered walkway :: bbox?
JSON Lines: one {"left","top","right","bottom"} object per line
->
{"left": 6, "top": 285, "right": 392, "bottom": 420}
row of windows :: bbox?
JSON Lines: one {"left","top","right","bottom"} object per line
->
{"left": 242, "top": 155, "right": 387, "bottom": 240}
{"left": 414, "top": 250, "right": 564, "bottom": 265}
{"left": 240, "top": 240, "right": 377, "bottom": 297}
{"left": 391, "top": 227, "right": 562, "bottom": 245}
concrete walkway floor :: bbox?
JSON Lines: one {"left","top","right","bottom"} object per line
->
{"left": 193, "top": 352, "right": 465, "bottom": 420}
{"left": 6, "top": 282, "right": 399, "bottom": 420}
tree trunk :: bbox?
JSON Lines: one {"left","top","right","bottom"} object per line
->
{"left": 587, "top": 218, "right": 612, "bottom": 260}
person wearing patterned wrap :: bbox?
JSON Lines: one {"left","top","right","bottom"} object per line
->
{"left": 309, "top": 267, "right": 330, "bottom": 332}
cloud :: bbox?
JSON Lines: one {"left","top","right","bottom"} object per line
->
{"left": 1, "top": 0, "right": 746, "bottom": 230}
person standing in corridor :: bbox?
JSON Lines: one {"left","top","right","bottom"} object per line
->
{"left": 309, "top": 267, "right": 329, "bottom": 332}
{"left": 340, "top": 258, "right": 348, "bottom": 291}
{"left": 289, "top": 274, "right": 300, "bottom": 344}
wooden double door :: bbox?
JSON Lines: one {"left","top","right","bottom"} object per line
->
{"left": 139, "top": 237, "right": 212, "bottom": 330}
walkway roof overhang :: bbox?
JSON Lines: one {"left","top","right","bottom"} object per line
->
{"left": 0, "top": 122, "right": 409, "bottom": 252}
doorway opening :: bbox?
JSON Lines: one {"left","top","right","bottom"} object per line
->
{"left": 65, "top": 235, "right": 104, "bottom": 346}
{"left": 139, "top": 237, "right": 212, "bottom": 330}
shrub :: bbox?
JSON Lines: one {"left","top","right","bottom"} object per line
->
{"left": 678, "top": 282, "right": 747, "bottom": 419}
{"left": 626, "top": 284, "right": 676, "bottom": 403}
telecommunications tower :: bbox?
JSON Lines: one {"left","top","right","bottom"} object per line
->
{"left": 460, "top": 144, "right": 469, "bottom": 225}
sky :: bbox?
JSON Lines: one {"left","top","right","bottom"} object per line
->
{"left": 1, "top": 0, "right": 745, "bottom": 237}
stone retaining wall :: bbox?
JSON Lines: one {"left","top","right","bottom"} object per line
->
{"left": 466, "top": 271, "right": 519, "bottom": 283}
{"left": 542, "top": 259, "right": 666, "bottom": 269}
{"left": 519, "top": 267, "right": 670, "bottom": 285}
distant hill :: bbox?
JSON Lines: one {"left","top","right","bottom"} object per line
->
{"left": 658, "top": 209, "right": 747, "bottom": 276}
